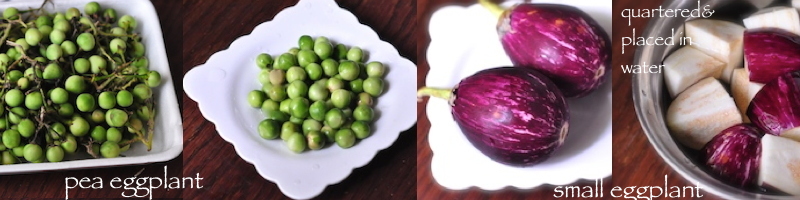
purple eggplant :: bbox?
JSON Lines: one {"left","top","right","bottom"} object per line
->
{"left": 480, "top": 0, "right": 610, "bottom": 97}
{"left": 702, "top": 124, "right": 764, "bottom": 188}
{"left": 747, "top": 71, "right": 800, "bottom": 140}
{"left": 744, "top": 29, "right": 800, "bottom": 83}
{"left": 418, "top": 67, "right": 569, "bottom": 166}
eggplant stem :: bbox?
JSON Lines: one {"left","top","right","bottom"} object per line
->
{"left": 479, "top": 0, "right": 504, "bottom": 18}
{"left": 417, "top": 87, "right": 453, "bottom": 103}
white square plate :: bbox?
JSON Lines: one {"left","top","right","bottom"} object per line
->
{"left": 183, "top": 0, "right": 416, "bottom": 199}
{"left": 426, "top": 0, "right": 612, "bottom": 190}
{"left": 0, "top": 0, "right": 183, "bottom": 174}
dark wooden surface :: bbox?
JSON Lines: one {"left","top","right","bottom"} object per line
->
{"left": 181, "top": 0, "right": 416, "bottom": 199}
{"left": 0, "top": 0, "right": 739, "bottom": 199}
{"left": 611, "top": 0, "right": 721, "bottom": 199}
{"left": 0, "top": 0, "right": 183, "bottom": 199}
{"left": 416, "top": 1, "right": 608, "bottom": 199}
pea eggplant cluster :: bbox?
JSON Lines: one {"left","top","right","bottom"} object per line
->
{"left": 0, "top": 2, "right": 161, "bottom": 164}
{"left": 248, "top": 35, "right": 386, "bottom": 153}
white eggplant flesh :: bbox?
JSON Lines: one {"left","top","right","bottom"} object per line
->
{"left": 759, "top": 134, "right": 800, "bottom": 195}
{"left": 730, "top": 68, "right": 764, "bottom": 122}
{"left": 685, "top": 19, "right": 745, "bottom": 83}
{"left": 663, "top": 46, "right": 725, "bottom": 98}
{"left": 667, "top": 77, "right": 743, "bottom": 150}
{"left": 782, "top": 127, "right": 800, "bottom": 142}
{"left": 744, "top": 6, "right": 800, "bottom": 36}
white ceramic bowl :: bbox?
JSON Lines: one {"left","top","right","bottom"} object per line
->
{"left": 0, "top": 0, "right": 183, "bottom": 174}
{"left": 425, "top": 0, "right": 612, "bottom": 190}
{"left": 183, "top": 0, "right": 416, "bottom": 199}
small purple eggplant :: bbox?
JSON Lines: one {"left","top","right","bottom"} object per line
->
{"left": 480, "top": 0, "right": 610, "bottom": 97}
{"left": 702, "top": 124, "right": 764, "bottom": 188}
{"left": 747, "top": 71, "right": 800, "bottom": 140}
{"left": 744, "top": 29, "right": 800, "bottom": 84}
{"left": 418, "top": 67, "right": 569, "bottom": 166}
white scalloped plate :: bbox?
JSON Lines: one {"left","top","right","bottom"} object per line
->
{"left": 425, "top": 0, "right": 612, "bottom": 190}
{"left": 183, "top": 0, "right": 416, "bottom": 199}
{"left": 0, "top": 0, "right": 182, "bottom": 174}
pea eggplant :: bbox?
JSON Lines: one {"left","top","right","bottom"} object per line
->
{"left": 480, "top": 0, "right": 610, "bottom": 97}
{"left": 418, "top": 67, "right": 569, "bottom": 166}
{"left": 250, "top": 35, "right": 386, "bottom": 153}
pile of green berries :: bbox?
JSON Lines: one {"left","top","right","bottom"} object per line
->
{"left": 0, "top": 2, "right": 160, "bottom": 164}
{"left": 248, "top": 35, "right": 387, "bottom": 153}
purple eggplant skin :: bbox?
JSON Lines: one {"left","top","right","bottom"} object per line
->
{"left": 451, "top": 67, "right": 569, "bottom": 166}
{"left": 747, "top": 71, "right": 800, "bottom": 136}
{"left": 744, "top": 29, "right": 800, "bottom": 83}
{"left": 702, "top": 124, "right": 764, "bottom": 188}
{"left": 497, "top": 4, "right": 610, "bottom": 98}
